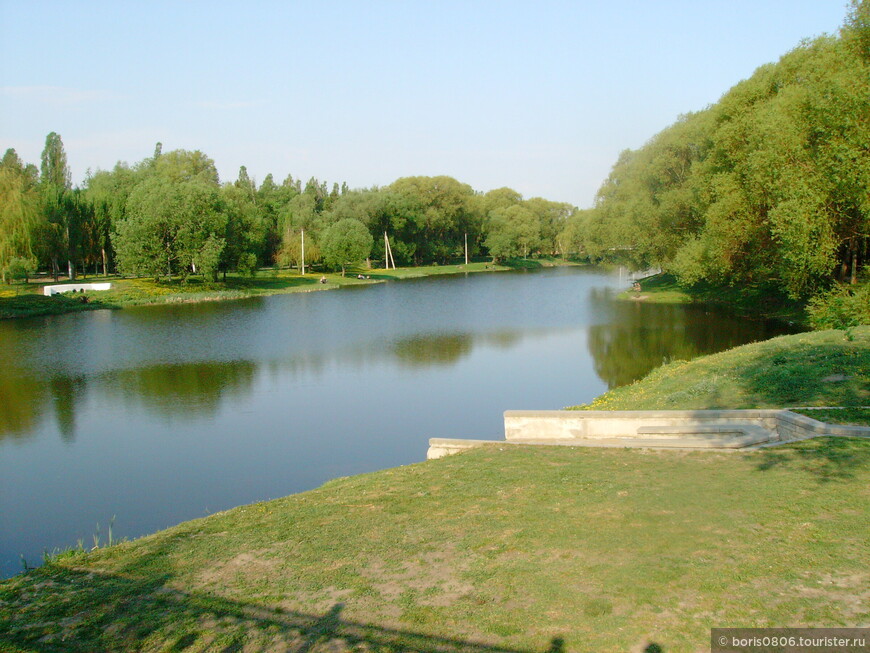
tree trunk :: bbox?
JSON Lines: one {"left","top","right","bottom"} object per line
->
{"left": 102, "top": 248, "right": 108, "bottom": 277}
{"left": 851, "top": 238, "right": 858, "bottom": 285}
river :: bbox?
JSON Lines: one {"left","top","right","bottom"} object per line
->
{"left": 0, "top": 266, "right": 794, "bottom": 577}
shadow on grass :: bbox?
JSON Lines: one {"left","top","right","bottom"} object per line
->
{"left": 220, "top": 274, "right": 322, "bottom": 292}
{"left": 0, "top": 552, "right": 562, "bottom": 653}
{"left": 640, "top": 274, "right": 806, "bottom": 324}
{"left": 754, "top": 437, "right": 870, "bottom": 483}
{"left": 0, "top": 294, "right": 121, "bottom": 319}
{"left": 502, "top": 259, "right": 543, "bottom": 270}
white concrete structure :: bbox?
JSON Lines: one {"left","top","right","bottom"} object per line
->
{"left": 43, "top": 283, "right": 112, "bottom": 296}
{"left": 426, "top": 409, "right": 870, "bottom": 459}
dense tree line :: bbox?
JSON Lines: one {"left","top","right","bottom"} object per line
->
{"left": 563, "top": 1, "right": 869, "bottom": 305}
{"left": 0, "top": 137, "right": 577, "bottom": 282}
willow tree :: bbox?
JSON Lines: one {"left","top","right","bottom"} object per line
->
{"left": 320, "top": 218, "right": 372, "bottom": 276}
{"left": 113, "top": 151, "right": 228, "bottom": 281}
{"left": 0, "top": 151, "right": 40, "bottom": 283}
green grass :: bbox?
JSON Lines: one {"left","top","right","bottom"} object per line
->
{"left": 571, "top": 327, "right": 870, "bottom": 422}
{"left": 0, "top": 258, "right": 577, "bottom": 320}
{"left": 618, "top": 273, "right": 807, "bottom": 326}
{"left": 1, "top": 439, "right": 867, "bottom": 652}
{"left": 791, "top": 407, "right": 870, "bottom": 427}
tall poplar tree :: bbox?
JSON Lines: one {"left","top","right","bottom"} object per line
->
{"left": 39, "top": 132, "right": 79, "bottom": 280}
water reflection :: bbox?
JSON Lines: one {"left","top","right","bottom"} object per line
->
{"left": 392, "top": 331, "right": 523, "bottom": 368}
{"left": 0, "top": 369, "right": 45, "bottom": 440}
{"left": 50, "top": 375, "right": 87, "bottom": 442}
{"left": 98, "top": 361, "right": 258, "bottom": 420}
{"left": 586, "top": 289, "right": 795, "bottom": 388}
{"left": 0, "top": 284, "right": 797, "bottom": 438}
{"left": 0, "top": 268, "right": 803, "bottom": 578}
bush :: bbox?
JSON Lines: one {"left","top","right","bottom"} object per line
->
{"left": 807, "top": 281, "right": 870, "bottom": 329}
{"left": 6, "top": 257, "right": 37, "bottom": 283}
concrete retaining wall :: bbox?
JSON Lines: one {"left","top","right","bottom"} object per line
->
{"left": 504, "top": 409, "right": 784, "bottom": 441}
{"left": 44, "top": 283, "right": 112, "bottom": 296}
{"left": 776, "top": 410, "right": 870, "bottom": 441}
{"left": 427, "top": 409, "right": 870, "bottom": 460}
{"left": 427, "top": 438, "right": 500, "bottom": 460}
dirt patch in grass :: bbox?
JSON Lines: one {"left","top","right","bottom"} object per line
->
{"left": 196, "top": 550, "right": 282, "bottom": 590}
{"left": 361, "top": 549, "right": 475, "bottom": 607}
{"left": 792, "top": 572, "right": 870, "bottom": 621}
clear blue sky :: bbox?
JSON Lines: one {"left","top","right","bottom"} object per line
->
{"left": 0, "top": 1, "right": 849, "bottom": 208}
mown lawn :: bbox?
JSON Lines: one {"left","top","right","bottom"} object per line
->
{"left": 1, "top": 439, "right": 867, "bottom": 652}
{"left": 572, "top": 327, "right": 870, "bottom": 424}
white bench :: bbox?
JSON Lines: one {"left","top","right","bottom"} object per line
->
{"left": 43, "top": 283, "right": 112, "bottom": 296}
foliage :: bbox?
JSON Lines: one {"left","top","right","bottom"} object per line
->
{"left": 319, "top": 218, "right": 373, "bottom": 275}
{"left": 485, "top": 204, "right": 541, "bottom": 261}
{"left": 5, "top": 134, "right": 576, "bottom": 282}
{"left": 577, "top": 6, "right": 870, "bottom": 303}
{"left": 0, "top": 157, "right": 40, "bottom": 283}
{"left": 114, "top": 174, "right": 228, "bottom": 281}
{"left": 276, "top": 227, "right": 321, "bottom": 270}
{"left": 5, "top": 257, "right": 37, "bottom": 283}
{"left": 807, "top": 280, "right": 870, "bottom": 328}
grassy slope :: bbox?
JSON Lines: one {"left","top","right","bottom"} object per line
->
{"left": 0, "top": 259, "right": 571, "bottom": 320}
{"left": 1, "top": 440, "right": 868, "bottom": 652}
{"left": 571, "top": 327, "right": 870, "bottom": 423}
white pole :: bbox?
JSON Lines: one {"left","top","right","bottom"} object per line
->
{"left": 385, "top": 233, "right": 389, "bottom": 269}
{"left": 464, "top": 232, "right": 468, "bottom": 266}
{"left": 301, "top": 229, "right": 305, "bottom": 275}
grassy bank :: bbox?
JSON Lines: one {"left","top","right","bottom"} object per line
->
{"left": 0, "top": 258, "right": 574, "bottom": 320}
{"left": 1, "top": 439, "right": 867, "bottom": 652}
{"left": 618, "top": 273, "right": 808, "bottom": 326}
{"left": 571, "top": 327, "right": 870, "bottom": 424}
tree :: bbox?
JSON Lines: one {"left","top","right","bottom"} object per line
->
{"left": 276, "top": 227, "right": 321, "bottom": 271}
{"left": 389, "top": 176, "right": 478, "bottom": 263}
{"left": 83, "top": 163, "right": 138, "bottom": 276}
{"left": 114, "top": 175, "right": 227, "bottom": 281}
{"left": 485, "top": 205, "right": 541, "bottom": 261}
{"left": 0, "top": 156, "right": 40, "bottom": 283}
{"left": 39, "top": 132, "right": 78, "bottom": 280}
{"left": 320, "top": 218, "right": 373, "bottom": 276}
{"left": 582, "top": 8, "right": 869, "bottom": 299}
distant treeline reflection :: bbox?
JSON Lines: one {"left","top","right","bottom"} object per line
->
{"left": 586, "top": 289, "right": 797, "bottom": 389}
{"left": 0, "top": 296, "right": 797, "bottom": 441}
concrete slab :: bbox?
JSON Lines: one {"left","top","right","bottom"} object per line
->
{"left": 427, "top": 410, "right": 870, "bottom": 460}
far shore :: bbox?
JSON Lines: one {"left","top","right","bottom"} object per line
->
{"left": 0, "top": 257, "right": 581, "bottom": 320}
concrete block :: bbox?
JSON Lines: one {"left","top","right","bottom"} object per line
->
{"left": 44, "top": 283, "right": 112, "bottom": 296}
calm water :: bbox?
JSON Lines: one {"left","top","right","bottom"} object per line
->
{"left": 0, "top": 267, "right": 794, "bottom": 577}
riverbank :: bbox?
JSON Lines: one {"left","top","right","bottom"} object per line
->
{"left": 2, "top": 438, "right": 867, "bottom": 652}
{"left": 2, "top": 322, "right": 868, "bottom": 650}
{"left": 571, "top": 327, "right": 870, "bottom": 425}
{"left": 0, "top": 258, "right": 576, "bottom": 320}
{"left": 618, "top": 273, "right": 808, "bottom": 327}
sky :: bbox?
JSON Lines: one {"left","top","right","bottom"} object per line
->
{"left": 0, "top": 0, "right": 850, "bottom": 209}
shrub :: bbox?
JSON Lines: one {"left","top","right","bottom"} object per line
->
{"left": 807, "top": 280, "right": 870, "bottom": 329}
